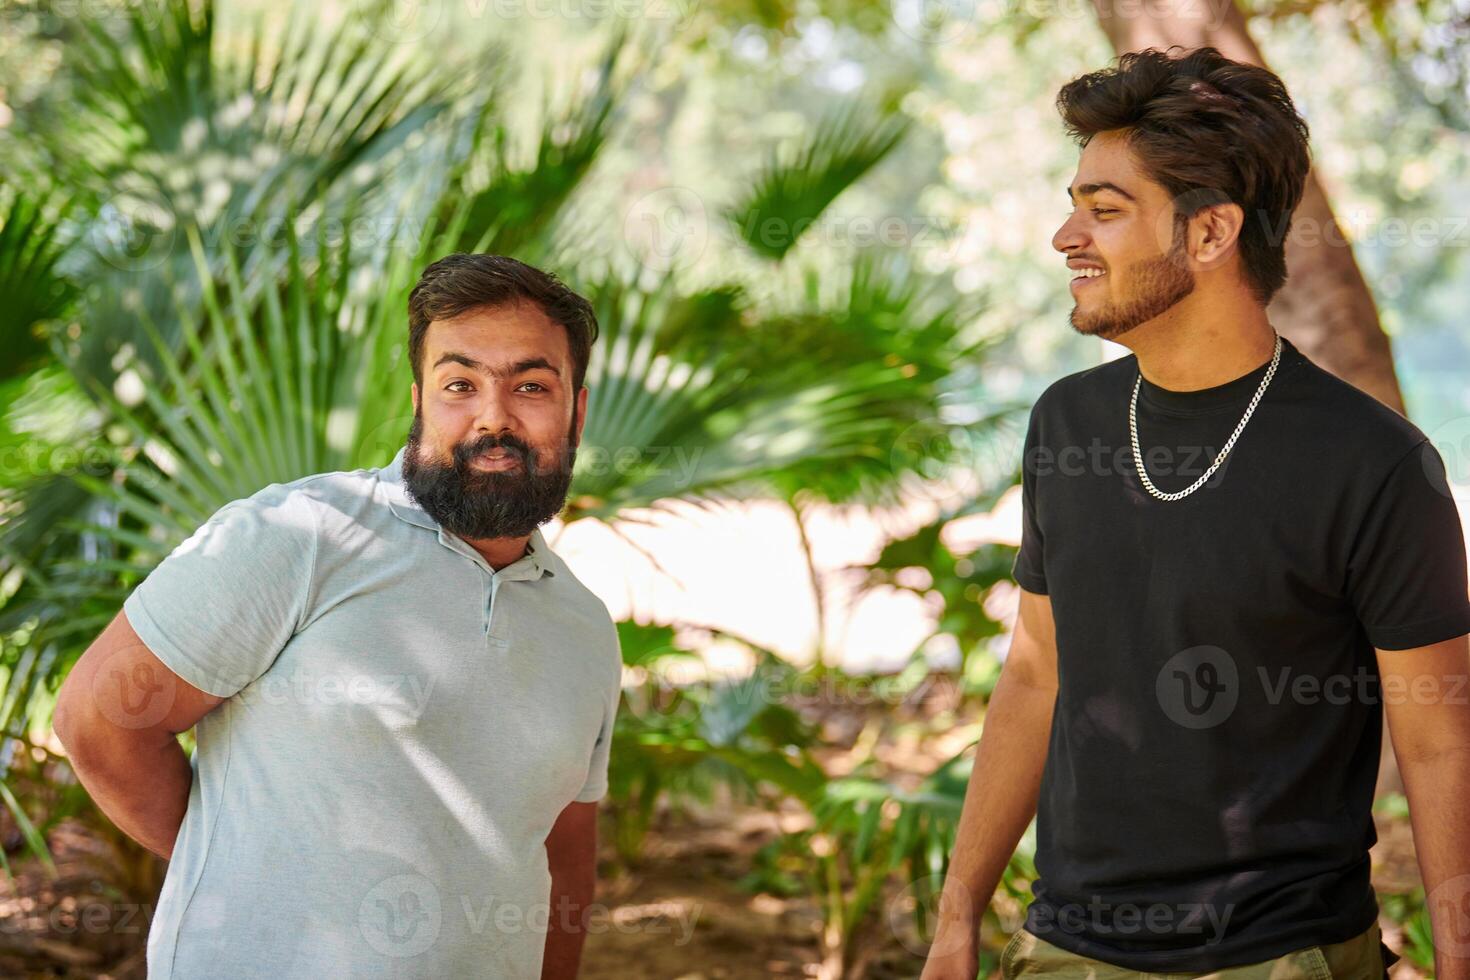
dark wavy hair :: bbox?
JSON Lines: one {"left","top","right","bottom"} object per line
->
{"left": 407, "top": 254, "right": 599, "bottom": 392}
{"left": 1055, "top": 46, "right": 1311, "bottom": 305}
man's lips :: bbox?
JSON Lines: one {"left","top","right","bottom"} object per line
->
{"left": 1069, "top": 269, "right": 1106, "bottom": 293}
{"left": 469, "top": 450, "right": 522, "bottom": 471}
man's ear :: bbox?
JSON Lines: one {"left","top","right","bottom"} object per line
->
{"left": 574, "top": 386, "right": 589, "bottom": 445}
{"left": 1191, "top": 202, "right": 1244, "bottom": 270}
{"left": 411, "top": 382, "right": 419, "bottom": 414}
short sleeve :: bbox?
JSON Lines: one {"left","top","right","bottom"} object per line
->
{"left": 1011, "top": 404, "right": 1049, "bottom": 595}
{"left": 122, "top": 484, "right": 319, "bottom": 699}
{"left": 1346, "top": 440, "right": 1470, "bottom": 650}
{"left": 573, "top": 631, "right": 622, "bottom": 803}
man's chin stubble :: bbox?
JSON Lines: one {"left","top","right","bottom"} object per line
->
{"left": 1068, "top": 275, "right": 1195, "bottom": 342}
{"left": 1070, "top": 306, "right": 1135, "bottom": 342}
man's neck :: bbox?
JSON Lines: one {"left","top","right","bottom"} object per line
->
{"left": 460, "top": 533, "right": 533, "bottom": 572}
{"left": 1117, "top": 297, "right": 1277, "bottom": 392}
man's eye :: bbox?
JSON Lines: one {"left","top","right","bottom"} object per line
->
{"left": 1092, "top": 208, "right": 1117, "bottom": 215}
{"left": 519, "top": 382, "right": 547, "bottom": 393}
{"left": 445, "top": 381, "right": 472, "bottom": 392}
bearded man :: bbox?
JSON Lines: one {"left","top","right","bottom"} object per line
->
{"left": 54, "top": 254, "right": 622, "bottom": 979}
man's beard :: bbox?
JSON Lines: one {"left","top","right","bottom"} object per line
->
{"left": 401, "top": 411, "right": 578, "bottom": 540}
{"left": 1070, "top": 230, "right": 1195, "bottom": 341}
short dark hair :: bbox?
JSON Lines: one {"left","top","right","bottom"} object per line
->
{"left": 407, "top": 254, "right": 599, "bottom": 392}
{"left": 1055, "top": 46, "right": 1311, "bottom": 305}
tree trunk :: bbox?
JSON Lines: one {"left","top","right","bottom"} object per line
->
{"left": 1086, "top": 0, "right": 1408, "bottom": 796}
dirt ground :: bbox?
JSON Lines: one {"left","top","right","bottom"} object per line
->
{"left": 580, "top": 807, "right": 827, "bottom": 979}
{"left": 575, "top": 801, "right": 1434, "bottom": 980}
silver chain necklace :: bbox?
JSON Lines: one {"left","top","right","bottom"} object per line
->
{"left": 1129, "top": 333, "right": 1282, "bottom": 501}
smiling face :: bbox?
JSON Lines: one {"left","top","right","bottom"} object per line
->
{"left": 1052, "top": 131, "right": 1196, "bottom": 342}
{"left": 402, "top": 300, "right": 588, "bottom": 541}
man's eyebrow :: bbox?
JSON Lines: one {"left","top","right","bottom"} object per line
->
{"left": 1066, "top": 181, "right": 1137, "bottom": 202}
{"left": 432, "top": 352, "right": 562, "bottom": 379}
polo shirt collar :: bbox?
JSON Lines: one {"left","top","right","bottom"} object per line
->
{"left": 379, "top": 444, "right": 556, "bottom": 580}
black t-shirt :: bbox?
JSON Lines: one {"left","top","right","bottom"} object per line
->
{"left": 1011, "top": 334, "right": 1470, "bottom": 970}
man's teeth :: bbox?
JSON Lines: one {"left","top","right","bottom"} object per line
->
{"left": 1074, "top": 268, "right": 1105, "bottom": 278}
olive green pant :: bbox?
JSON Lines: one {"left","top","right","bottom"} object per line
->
{"left": 999, "top": 920, "right": 1392, "bottom": 980}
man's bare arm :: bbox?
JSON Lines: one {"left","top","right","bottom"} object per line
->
{"left": 51, "top": 610, "right": 224, "bottom": 860}
{"left": 921, "top": 587, "right": 1059, "bottom": 978}
{"left": 1379, "top": 635, "right": 1470, "bottom": 980}
{"left": 542, "top": 799, "right": 599, "bottom": 979}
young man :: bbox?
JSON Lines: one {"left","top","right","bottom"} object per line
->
{"left": 922, "top": 48, "right": 1470, "bottom": 979}
{"left": 53, "top": 255, "right": 623, "bottom": 979}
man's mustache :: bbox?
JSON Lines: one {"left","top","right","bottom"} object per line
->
{"left": 451, "top": 434, "right": 533, "bottom": 467}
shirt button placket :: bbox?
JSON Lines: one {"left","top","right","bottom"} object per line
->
{"left": 483, "top": 571, "right": 494, "bottom": 636}
{"left": 486, "top": 575, "right": 510, "bottom": 649}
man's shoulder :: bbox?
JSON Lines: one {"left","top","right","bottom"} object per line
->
{"left": 539, "top": 550, "right": 620, "bottom": 652}
{"left": 546, "top": 556, "right": 615, "bottom": 625}
{"left": 236, "top": 461, "right": 393, "bottom": 529}
{"left": 1027, "top": 345, "right": 1429, "bottom": 459}
{"left": 1287, "top": 352, "right": 1428, "bottom": 457}
{"left": 1029, "top": 354, "right": 1135, "bottom": 418}
{"left": 278, "top": 461, "right": 387, "bottom": 505}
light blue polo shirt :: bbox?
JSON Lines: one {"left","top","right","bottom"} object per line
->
{"left": 122, "top": 444, "right": 622, "bottom": 979}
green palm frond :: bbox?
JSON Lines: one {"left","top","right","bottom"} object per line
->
{"left": 726, "top": 99, "right": 912, "bottom": 262}
{"left": 53, "top": 0, "right": 469, "bottom": 389}
{"left": 607, "top": 639, "right": 825, "bottom": 863}
{"left": 0, "top": 778, "right": 57, "bottom": 879}
{"left": 438, "top": 30, "right": 629, "bottom": 263}
{"left": 565, "top": 253, "right": 998, "bottom": 517}
{"left": 764, "top": 251, "right": 1001, "bottom": 505}
{"left": 60, "top": 223, "right": 417, "bottom": 566}
{"left": 0, "top": 183, "right": 78, "bottom": 380}
{"left": 805, "top": 746, "right": 991, "bottom": 956}
{"left": 66, "top": 0, "right": 461, "bottom": 200}
{"left": 568, "top": 269, "right": 897, "bottom": 516}
{"left": 60, "top": 0, "right": 217, "bottom": 165}
{"left": 568, "top": 271, "right": 750, "bottom": 515}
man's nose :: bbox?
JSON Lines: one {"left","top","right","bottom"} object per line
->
{"left": 472, "top": 386, "right": 519, "bottom": 436}
{"left": 1052, "top": 211, "right": 1087, "bottom": 255}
